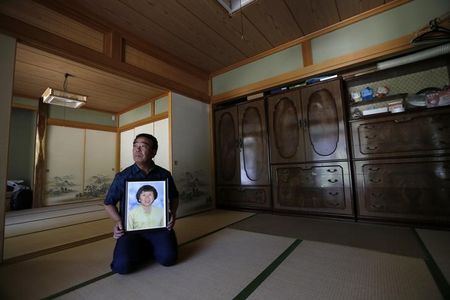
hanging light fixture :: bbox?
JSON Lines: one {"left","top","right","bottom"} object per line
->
{"left": 42, "top": 73, "right": 87, "bottom": 108}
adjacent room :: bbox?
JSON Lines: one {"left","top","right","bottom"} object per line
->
{"left": 0, "top": 0, "right": 449, "bottom": 299}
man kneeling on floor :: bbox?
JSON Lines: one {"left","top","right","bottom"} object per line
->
{"left": 104, "top": 133, "right": 179, "bottom": 274}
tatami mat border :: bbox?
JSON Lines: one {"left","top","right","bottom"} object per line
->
{"left": 234, "top": 239, "right": 302, "bottom": 300}
{"left": 5, "top": 217, "right": 110, "bottom": 239}
{"left": 5, "top": 208, "right": 105, "bottom": 226}
{"left": 41, "top": 212, "right": 257, "bottom": 299}
{"left": 5, "top": 201, "right": 103, "bottom": 217}
{"left": 412, "top": 228, "right": 450, "bottom": 299}
{"left": 41, "top": 272, "right": 115, "bottom": 300}
{"left": 3, "top": 233, "right": 112, "bottom": 265}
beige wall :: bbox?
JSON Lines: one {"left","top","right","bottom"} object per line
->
{"left": 0, "top": 33, "right": 16, "bottom": 262}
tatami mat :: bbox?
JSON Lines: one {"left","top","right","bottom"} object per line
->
{"left": 175, "top": 209, "right": 255, "bottom": 245}
{"left": 5, "top": 203, "right": 104, "bottom": 226}
{"left": 5, "top": 210, "right": 109, "bottom": 238}
{"left": 248, "top": 240, "right": 442, "bottom": 300}
{"left": 416, "top": 229, "right": 450, "bottom": 284}
{"left": 231, "top": 213, "right": 425, "bottom": 258}
{"left": 1, "top": 209, "right": 447, "bottom": 300}
{"left": 0, "top": 209, "right": 254, "bottom": 300}
{"left": 3, "top": 218, "right": 114, "bottom": 260}
{"left": 5, "top": 200, "right": 102, "bottom": 218}
{"left": 57, "top": 228, "right": 295, "bottom": 300}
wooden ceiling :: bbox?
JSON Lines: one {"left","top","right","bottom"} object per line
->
{"left": 7, "top": 0, "right": 397, "bottom": 112}
{"left": 14, "top": 43, "right": 168, "bottom": 113}
{"left": 50, "top": 0, "right": 395, "bottom": 73}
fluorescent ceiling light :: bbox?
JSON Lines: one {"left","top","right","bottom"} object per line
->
{"left": 216, "top": 0, "right": 256, "bottom": 14}
{"left": 42, "top": 87, "right": 87, "bottom": 109}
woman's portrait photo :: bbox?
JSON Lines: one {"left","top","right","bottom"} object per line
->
{"left": 125, "top": 180, "right": 167, "bottom": 231}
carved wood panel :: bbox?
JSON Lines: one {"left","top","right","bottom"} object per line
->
{"left": 355, "top": 157, "right": 450, "bottom": 224}
{"left": 351, "top": 108, "right": 450, "bottom": 159}
{"left": 267, "top": 89, "right": 305, "bottom": 164}
{"left": 301, "top": 79, "right": 348, "bottom": 161}
{"left": 238, "top": 99, "right": 270, "bottom": 185}
{"left": 272, "top": 162, "right": 353, "bottom": 216}
{"left": 214, "top": 107, "right": 240, "bottom": 185}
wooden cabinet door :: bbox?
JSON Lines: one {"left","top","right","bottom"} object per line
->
{"left": 215, "top": 107, "right": 240, "bottom": 185}
{"left": 238, "top": 99, "right": 270, "bottom": 185}
{"left": 351, "top": 109, "right": 450, "bottom": 159}
{"left": 272, "top": 162, "right": 353, "bottom": 216}
{"left": 267, "top": 89, "right": 305, "bottom": 163}
{"left": 354, "top": 157, "right": 450, "bottom": 224}
{"left": 301, "top": 79, "right": 347, "bottom": 161}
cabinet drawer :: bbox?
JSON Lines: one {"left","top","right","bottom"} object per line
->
{"left": 271, "top": 162, "right": 353, "bottom": 216}
{"left": 354, "top": 157, "right": 450, "bottom": 224}
{"left": 216, "top": 186, "right": 272, "bottom": 210}
{"left": 351, "top": 109, "right": 450, "bottom": 159}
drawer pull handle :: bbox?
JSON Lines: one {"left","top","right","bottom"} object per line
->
{"left": 366, "top": 146, "right": 378, "bottom": 151}
{"left": 365, "top": 135, "right": 377, "bottom": 139}
{"left": 328, "top": 179, "right": 338, "bottom": 183}
{"left": 328, "top": 192, "right": 339, "bottom": 196}
{"left": 439, "top": 140, "right": 447, "bottom": 145}
{"left": 370, "top": 192, "right": 382, "bottom": 197}
{"left": 327, "top": 168, "right": 337, "bottom": 173}
{"left": 369, "top": 178, "right": 381, "bottom": 183}
{"left": 368, "top": 167, "right": 380, "bottom": 171}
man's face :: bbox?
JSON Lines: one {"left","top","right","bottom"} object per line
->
{"left": 133, "top": 137, "right": 156, "bottom": 165}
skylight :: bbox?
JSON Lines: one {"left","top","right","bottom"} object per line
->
{"left": 216, "top": 0, "right": 256, "bottom": 14}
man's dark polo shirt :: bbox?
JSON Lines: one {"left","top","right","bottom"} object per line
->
{"left": 104, "top": 164, "right": 178, "bottom": 209}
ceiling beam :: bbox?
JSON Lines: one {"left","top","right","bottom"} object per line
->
{"left": 0, "top": 12, "right": 210, "bottom": 103}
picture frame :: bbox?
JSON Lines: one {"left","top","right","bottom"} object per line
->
{"left": 124, "top": 180, "right": 168, "bottom": 231}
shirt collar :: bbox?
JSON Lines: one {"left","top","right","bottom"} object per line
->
{"left": 131, "top": 163, "right": 157, "bottom": 176}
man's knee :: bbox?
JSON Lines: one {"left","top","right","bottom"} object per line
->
{"left": 156, "top": 251, "right": 177, "bottom": 266}
{"left": 111, "top": 258, "right": 137, "bottom": 274}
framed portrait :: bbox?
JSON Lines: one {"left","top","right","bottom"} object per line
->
{"left": 124, "top": 180, "right": 168, "bottom": 231}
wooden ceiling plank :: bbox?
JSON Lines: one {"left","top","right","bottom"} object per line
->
{"left": 13, "top": 42, "right": 173, "bottom": 113}
{"left": 121, "top": 0, "right": 245, "bottom": 66}
{"left": 124, "top": 45, "right": 208, "bottom": 94}
{"left": 243, "top": 0, "right": 303, "bottom": 47}
{"left": 0, "top": 13, "right": 210, "bottom": 102}
{"left": 54, "top": 0, "right": 223, "bottom": 72}
{"left": 336, "top": 0, "right": 386, "bottom": 20}
{"left": 13, "top": 66, "right": 155, "bottom": 113}
{"left": 16, "top": 45, "right": 164, "bottom": 98}
{"left": 0, "top": 0, "right": 104, "bottom": 52}
{"left": 177, "top": 0, "right": 273, "bottom": 58}
{"left": 284, "top": 0, "right": 340, "bottom": 35}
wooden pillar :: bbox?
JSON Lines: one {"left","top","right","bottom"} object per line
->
{"left": 302, "top": 40, "right": 313, "bottom": 67}
{"left": 33, "top": 99, "right": 48, "bottom": 208}
{"left": 0, "top": 33, "right": 16, "bottom": 263}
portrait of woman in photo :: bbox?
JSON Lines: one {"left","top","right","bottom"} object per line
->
{"left": 127, "top": 184, "right": 164, "bottom": 230}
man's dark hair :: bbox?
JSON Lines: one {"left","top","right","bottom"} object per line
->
{"left": 134, "top": 133, "right": 158, "bottom": 151}
{"left": 136, "top": 185, "right": 158, "bottom": 202}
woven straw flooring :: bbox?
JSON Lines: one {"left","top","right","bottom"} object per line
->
{"left": 0, "top": 207, "right": 448, "bottom": 299}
